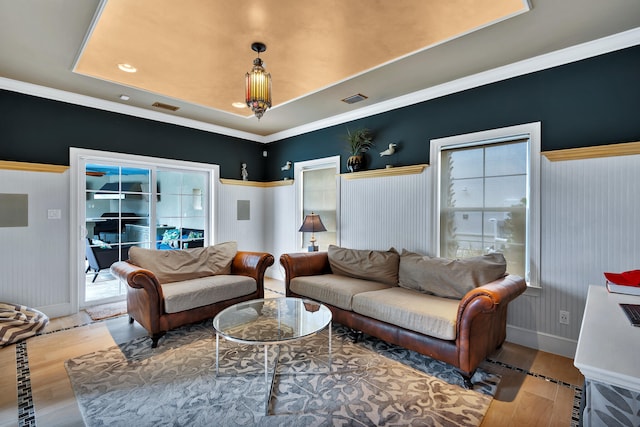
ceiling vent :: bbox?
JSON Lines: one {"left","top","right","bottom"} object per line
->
{"left": 341, "top": 94, "right": 368, "bottom": 104}
{"left": 152, "top": 101, "right": 180, "bottom": 111}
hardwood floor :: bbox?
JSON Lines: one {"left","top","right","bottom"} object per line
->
{"left": 1, "top": 279, "right": 583, "bottom": 426}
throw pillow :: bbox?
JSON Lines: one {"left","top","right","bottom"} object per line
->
{"left": 398, "top": 250, "right": 507, "bottom": 299}
{"left": 91, "top": 239, "right": 111, "bottom": 249}
{"left": 129, "top": 241, "right": 237, "bottom": 284}
{"left": 327, "top": 245, "right": 399, "bottom": 286}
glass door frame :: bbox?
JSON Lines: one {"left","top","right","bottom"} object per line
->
{"left": 70, "top": 148, "right": 219, "bottom": 310}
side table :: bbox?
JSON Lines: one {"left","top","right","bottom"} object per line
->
{"left": 574, "top": 285, "right": 640, "bottom": 426}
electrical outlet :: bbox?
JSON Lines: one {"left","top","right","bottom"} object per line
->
{"left": 559, "top": 310, "right": 569, "bottom": 325}
{"left": 47, "top": 209, "right": 61, "bottom": 220}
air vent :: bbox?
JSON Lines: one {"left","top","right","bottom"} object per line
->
{"left": 341, "top": 94, "right": 368, "bottom": 104}
{"left": 152, "top": 102, "right": 180, "bottom": 111}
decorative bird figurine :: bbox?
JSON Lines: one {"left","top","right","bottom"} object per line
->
{"left": 281, "top": 161, "right": 292, "bottom": 171}
{"left": 379, "top": 143, "right": 397, "bottom": 157}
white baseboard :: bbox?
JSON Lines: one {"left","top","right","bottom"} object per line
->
{"left": 506, "top": 324, "right": 577, "bottom": 359}
{"left": 36, "top": 303, "right": 74, "bottom": 319}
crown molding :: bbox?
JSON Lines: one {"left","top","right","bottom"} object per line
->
{"left": 2, "top": 27, "right": 638, "bottom": 145}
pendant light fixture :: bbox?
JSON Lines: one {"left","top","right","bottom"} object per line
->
{"left": 245, "top": 42, "right": 272, "bottom": 120}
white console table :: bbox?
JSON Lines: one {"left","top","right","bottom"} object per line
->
{"left": 574, "top": 285, "right": 640, "bottom": 426}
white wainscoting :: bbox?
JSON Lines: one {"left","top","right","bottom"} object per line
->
{"left": 0, "top": 169, "right": 71, "bottom": 318}
{"left": 264, "top": 184, "right": 297, "bottom": 280}
{"left": 339, "top": 171, "right": 432, "bottom": 253}
{"left": 216, "top": 182, "right": 267, "bottom": 254}
{"left": 506, "top": 153, "right": 640, "bottom": 358}
{"left": 4, "top": 152, "right": 638, "bottom": 357}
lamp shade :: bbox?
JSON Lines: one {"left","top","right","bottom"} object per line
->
{"left": 298, "top": 212, "right": 327, "bottom": 233}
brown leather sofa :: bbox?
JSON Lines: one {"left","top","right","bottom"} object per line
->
{"left": 280, "top": 250, "right": 526, "bottom": 388}
{"left": 111, "top": 247, "right": 274, "bottom": 347}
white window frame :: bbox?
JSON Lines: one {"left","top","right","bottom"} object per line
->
{"left": 294, "top": 156, "right": 341, "bottom": 251}
{"left": 430, "top": 122, "right": 541, "bottom": 289}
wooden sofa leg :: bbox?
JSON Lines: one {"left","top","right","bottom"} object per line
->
{"left": 151, "top": 332, "right": 165, "bottom": 348}
{"left": 128, "top": 316, "right": 134, "bottom": 324}
{"left": 461, "top": 373, "right": 474, "bottom": 390}
{"left": 351, "top": 330, "right": 363, "bottom": 343}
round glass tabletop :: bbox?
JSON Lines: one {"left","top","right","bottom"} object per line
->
{"left": 212, "top": 297, "right": 332, "bottom": 345}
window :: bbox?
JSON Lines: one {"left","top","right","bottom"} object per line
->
{"left": 431, "top": 123, "right": 540, "bottom": 287}
{"left": 295, "top": 156, "right": 340, "bottom": 251}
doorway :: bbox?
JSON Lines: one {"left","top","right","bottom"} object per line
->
{"left": 294, "top": 156, "right": 340, "bottom": 251}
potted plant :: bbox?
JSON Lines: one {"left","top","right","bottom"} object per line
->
{"left": 344, "top": 128, "right": 374, "bottom": 172}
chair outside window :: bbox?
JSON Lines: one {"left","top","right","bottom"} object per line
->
{"left": 85, "top": 238, "right": 132, "bottom": 282}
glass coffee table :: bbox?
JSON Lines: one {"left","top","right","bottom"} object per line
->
{"left": 212, "top": 297, "right": 332, "bottom": 408}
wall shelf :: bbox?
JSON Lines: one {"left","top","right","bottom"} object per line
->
{"left": 0, "top": 160, "right": 69, "bottom": 173}
{"left": 340, "top": 164, "right": 428, "bottom": 180}
{"left": 542, "top": 141, "right": 640, "bottom": 162}
{"left": 219, "top": 178, "right": 294, "bottom": 187}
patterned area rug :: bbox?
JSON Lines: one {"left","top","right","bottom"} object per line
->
{"left": 65, "top": 322, "right": 499, "bottom": 426}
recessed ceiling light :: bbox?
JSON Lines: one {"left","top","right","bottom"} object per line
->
{"left": 232, "top": 102, "right": 246, "bottom": 109}
{"left": 119, "top": 94, "right": 130, "bottom": 101}
{"left": 117, "top": 63, "right": 137, "bottom": 73}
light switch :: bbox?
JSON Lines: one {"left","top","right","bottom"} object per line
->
{"left": 47, "top": 209, "right": 62, "bottom": 220}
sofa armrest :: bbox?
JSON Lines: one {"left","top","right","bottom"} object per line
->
{"left": 280, "top": 252, "right": 332, "bottom": 295}
{"left": 457, "top": 274, "right": 527, "bottom": 316}
{"left": 111, "top": 261, "right": 163, "bottom": 296}
{"left": 231, "top": 251, "right": 275, "bottom": 299}
{"left": 110, "top": 261, "right": 165, "bottom": 330}
{"left": 455, "top": 274, "right": 526, "bottom": 374}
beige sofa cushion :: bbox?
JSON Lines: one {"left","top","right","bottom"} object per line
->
{"left": 328, "top": 245, "right": 399, "bottom": 286}
{"left": 129, "top": 241, "right": 237, "bottom": 284}
{"left": 352, "top": 287, "right": 459, "bottom": 340}
{"left": 290, "top": 274, "right": 394, "bottom": 311}
{"left": 160, "top": 275, "right": 256, "bottom": 313}
{"left": 398, "top": 250, "right": 506, "bottom": 299}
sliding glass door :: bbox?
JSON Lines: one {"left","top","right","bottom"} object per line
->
{"left": 84, "top": 163, "right": 151, "bottom": 303}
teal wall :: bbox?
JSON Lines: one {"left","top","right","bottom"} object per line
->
{"left": 265, "top": 45, "right": 640, "bottom": 180}
{"left": 0, "top": 92, "right": 266, "bottom": 180}
{"left": 1, "top": 45, "right": 638, "bottom": 181}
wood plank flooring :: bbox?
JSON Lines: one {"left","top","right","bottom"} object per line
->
{"left": 1, "top": 279, "right": 583, "bottom": 426}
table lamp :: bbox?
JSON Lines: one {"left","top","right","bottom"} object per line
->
{"left": 298, "top": 212, "right": 327, "bottom": 252}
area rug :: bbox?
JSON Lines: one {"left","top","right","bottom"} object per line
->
{"left": 65, "top": 322, "right": 499, "bottom": 426}
{"left": 84, "top": 301, "right": 127, "bottom": 321}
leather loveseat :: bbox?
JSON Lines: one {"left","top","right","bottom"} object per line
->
{"left": 280, "top": 245, "right": 526, "bottom": 388}
{"left": 111, "top": 241, "right": 274, "bottom": 347}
